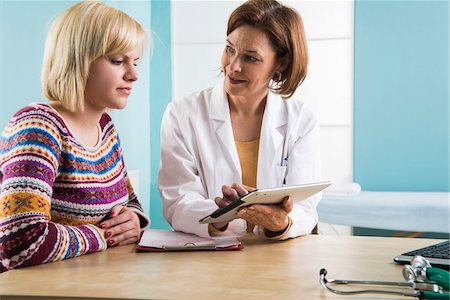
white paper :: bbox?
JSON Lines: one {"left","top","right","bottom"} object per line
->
{"left": 139, "top": 229, "right": 240, "bottom": 249}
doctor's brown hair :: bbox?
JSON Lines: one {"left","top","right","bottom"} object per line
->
{"left": 227, "top": 0, "right": 308, "bottom": 99}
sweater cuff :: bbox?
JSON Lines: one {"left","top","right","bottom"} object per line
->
{"left": 128, "top": 208, "right": 151, "bottom": 229}
{"left": 86, "top": 224, "right": 108, "bottom": 251}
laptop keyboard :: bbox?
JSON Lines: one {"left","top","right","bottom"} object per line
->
{"left": 402, "top": 240, "right": 449, "bottom": 259}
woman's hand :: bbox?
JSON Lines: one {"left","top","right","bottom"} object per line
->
{"left": 99, "top": 205, "right": 141, "bottom": 247}
{"left": 237, "top": 196, "right": 293, "bottom": 232}
{"left": 212, "top": 183, "right": 255, "bottom": 230}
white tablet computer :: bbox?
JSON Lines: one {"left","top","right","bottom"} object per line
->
{"left": 199, "top": 181, "right": 332, "bottom": 224}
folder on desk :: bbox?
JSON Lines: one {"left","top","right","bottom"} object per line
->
{"left": 137, "top": 229, "right": 243, "bottom": 251}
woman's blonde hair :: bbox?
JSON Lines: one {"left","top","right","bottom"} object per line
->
{"left": 41, "top": 1, "right": 147, "bottom": 112}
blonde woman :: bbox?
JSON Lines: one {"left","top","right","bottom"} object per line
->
{"left": 0, "top": 1, "right": 149, "bottom": 272}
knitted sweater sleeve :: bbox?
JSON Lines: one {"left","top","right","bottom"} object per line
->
{"left": 0, "top": 112, "right": 107, "bottom": 272}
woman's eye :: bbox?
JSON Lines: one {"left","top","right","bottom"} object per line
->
{"left": 225, "top": 46, "right": 235, "bottom": 54}
{"left": 111, "top": 60, "right": 123, "bottom": 65}
{"left": 245, "top": 55, "right": 258, "bottom": 63}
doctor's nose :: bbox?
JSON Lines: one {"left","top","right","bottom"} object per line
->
{"left": 229, "top": 57, "right": 242, "bottom": 73}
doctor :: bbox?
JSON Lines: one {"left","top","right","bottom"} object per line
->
{"left": 159, "top": 0, "right": 321, "bottom": 240}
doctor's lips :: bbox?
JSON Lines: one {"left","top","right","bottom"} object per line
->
{"left": 228, "top": 75, "right": 246, "bottom": 84}
{"left": 117, "top": 86, "right": 132, "bottom": 95}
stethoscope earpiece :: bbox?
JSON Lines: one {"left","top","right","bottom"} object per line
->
{"left": 403, "top": 264, "right": 418, "bottom": 282}
{"left": 411, "top": 255, "right": 432, "bottom": 270}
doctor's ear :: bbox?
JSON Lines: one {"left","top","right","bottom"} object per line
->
{"left": 276, "top": 56, "right": 289, "bottom": 73}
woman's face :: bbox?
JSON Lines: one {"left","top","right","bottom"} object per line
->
{"left": 221, "top": 25, "right": 282, "bottom": 102}
{"left": 84, "top": 49, "right": 140, "bottom": 112}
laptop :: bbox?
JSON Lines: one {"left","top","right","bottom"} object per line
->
{"left": 393, "top": 240, "right": 449, "bottom": 269}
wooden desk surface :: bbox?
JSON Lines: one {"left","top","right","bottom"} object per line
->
{"left": 0, "top": 235, "right": 442, "bottom": 300}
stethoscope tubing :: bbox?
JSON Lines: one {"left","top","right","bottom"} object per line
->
{"left": 319, "top": 270, "right": 419, "bottom": 297}
{"left": 427, "top": 268, "right": 450, "bottom": 291}
{"left": 319, "top": 268, "right": 450, "bottom": 299}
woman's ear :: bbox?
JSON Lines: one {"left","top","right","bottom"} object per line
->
{"left": 276, "top": 56, "right": 289, "bottom": 73}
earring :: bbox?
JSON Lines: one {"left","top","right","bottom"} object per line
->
{"left": 273, "top": 71, "right": 282, "bottom": 82}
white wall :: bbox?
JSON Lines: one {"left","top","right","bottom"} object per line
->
{"left": 171, "top": 0, "right": 354, "bottom": 186}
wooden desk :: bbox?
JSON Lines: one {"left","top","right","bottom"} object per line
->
{"left": 0, "top": 235, "right": 442, "bottom": 300}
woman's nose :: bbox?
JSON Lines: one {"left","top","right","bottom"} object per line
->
{"left": 124, "top": 66, "right": 138, "bottom": 82}
{"left": 229, "top": 56, "right": 242, "bottom": 73}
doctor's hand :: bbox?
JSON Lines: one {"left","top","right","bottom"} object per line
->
{"left": 237, "top": 196, "right": 293, "bottom": 233}
{"left": 211, "top": 183, "right": 256, "bottom": 230}
{"left": 99, "top": 205, "right": 141, "bottom": 247}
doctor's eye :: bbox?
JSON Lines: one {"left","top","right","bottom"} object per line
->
{"left": 225, "top": 45, "right": 235, "bottom": 55}
{"left": 244, "top": 55, "right": 259, "bottom": 63}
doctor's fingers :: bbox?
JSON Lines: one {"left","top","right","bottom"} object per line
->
{"left": 231, "top": 182, "right": 253, "bottom": 196}
{"left": 278, "top": 196, "right": 293, "bottom": 213}
{"left": 238, "top": 205, "right": 288, "bottom": 231}
{"left": 221, "top": 185, "right": 240, "bottom": 201}
{"left": 214, "top": 196, "right": 233, "bottom": 208}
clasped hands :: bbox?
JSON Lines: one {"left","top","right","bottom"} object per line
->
{"left": 97, "top": 205, "right": 141, "bottom": 247}
{"left": 213, "top": 183, "right": 293, "bottom": 233}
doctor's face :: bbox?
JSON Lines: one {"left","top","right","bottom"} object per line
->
{"left": 221, "top": 25, "right": 281, "bottom": 102}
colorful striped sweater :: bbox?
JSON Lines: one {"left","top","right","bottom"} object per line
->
{"left": 0, "top": 103, "right": 149, "bottom": 272}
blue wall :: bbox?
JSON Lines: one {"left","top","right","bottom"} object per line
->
{"left": 354, "top": 1, "right": 449, "bottom": 192}
{"left": 150, "top": 0, "right": 172, "bottom": 229}
{"left": 0, "top": 1, "right": 152, "bottom": 215}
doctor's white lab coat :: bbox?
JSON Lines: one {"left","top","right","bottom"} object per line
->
{"left": 158, "top": 80, "right": 322, "bottom": 239}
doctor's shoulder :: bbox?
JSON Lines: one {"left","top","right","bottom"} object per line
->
{"left": 285, "top": 96, "right": 319, "bottom": 134}
{"left": 166, "top": 87, "right": 214, "bottom": 119}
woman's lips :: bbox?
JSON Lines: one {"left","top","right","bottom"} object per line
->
{"left": 228, "top": 75, "right": 245, "bottom": 85}
{"left": 117, "top": 87, "right": 131, "bottom": 95}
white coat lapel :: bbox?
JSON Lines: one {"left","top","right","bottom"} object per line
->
{"left": 209, "top": 81, "right": 241, "bottom": 176}
{"left": 257, "top": 91, "right": 288, "bottom": 188}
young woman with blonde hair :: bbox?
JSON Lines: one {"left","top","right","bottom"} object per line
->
{"left": 0, "top": 1, "right": 150, "bottom": 272}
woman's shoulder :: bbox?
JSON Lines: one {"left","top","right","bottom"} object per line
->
{"left": 1, "top": 103, "right": 65, "bottom": 154}
{"left": 280, "top": 96, "right": 319, "bottom": 135}
{"left": 166, "top": 86, "right": 216, "bottom": 118}
{"left": 175, "top": 86, "right": 215, "bottom": 107}
{"left": 6, "top": 102, "right": 66, "bottom": 131}
{"left": 285, "top": 96, "right": 317, "bottom": 118}
{"left": 284, "top": 95, "right": 313, "bottom": 113}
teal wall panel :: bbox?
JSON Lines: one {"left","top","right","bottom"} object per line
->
{"left": 0, "top": 1, "right": 71, "bottom": 129}
{"left": 354, "top": 1, "right": 449, "bottom": 192}
{"left": 150, "top": 0, "right": 172, "bottom": 229}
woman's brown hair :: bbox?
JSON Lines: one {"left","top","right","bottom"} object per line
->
{"left": 227, "top": 0, "right": 308, "bottom": 99}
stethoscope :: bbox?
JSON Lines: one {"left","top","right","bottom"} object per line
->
{"left": 319, "top": 256, "right": 450, "bottom": 299}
